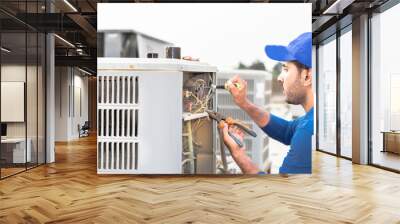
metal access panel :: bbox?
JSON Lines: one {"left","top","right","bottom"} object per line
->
{"left": 97, "top": 58, "right": 217, "bottom": 174}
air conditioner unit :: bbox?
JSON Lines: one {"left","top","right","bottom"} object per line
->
{"left": 216, "top": 70, "right": 272, "bottom": 173}
{"left": 97, "top": 58, "right": 217, "bottom": 174}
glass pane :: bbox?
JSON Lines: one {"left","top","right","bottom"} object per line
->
{"left": 339, "top": 29, "right": 352, "bottom": 158}
{"left": 26, "top": 0, "right": 38, "bottom": 169}
{"left": 318, "top": 36, "right": 337, "bottom": 154}
{"left": 371, "top": 4, "right": 400, "bottom": 171}
{"left": 38, "top": 32, "right": 45, "bottom": 165}
{"left": 1, "top": 30, "right": 27, "bottom": 177}
{"left": 27, "top": 31, "right": 38, "bottom": 169}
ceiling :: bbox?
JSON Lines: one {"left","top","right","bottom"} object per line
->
{"left": 1, "top": 0, "right": 98, "bottom": 74}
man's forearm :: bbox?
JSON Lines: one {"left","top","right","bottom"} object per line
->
{"left": 229, "top": 147, "right": 259, "bottom": 174}
{"left": 239, "top": 99, "right": 270, "bottom": 127}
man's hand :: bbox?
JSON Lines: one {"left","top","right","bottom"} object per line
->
{"left": 182, "top": 56, "right": 200, "bottom": 61}
{"left": 219, "top": 121, "right": 245, "bottom": 153}
{"left": 227, "top": 75, "right": 249, "bottom": 108}
{"left": 218, "top": 121, "right": 260, "bottom": 174}
{"left": 227, "top": 75, "right": 270, "bottom": 128}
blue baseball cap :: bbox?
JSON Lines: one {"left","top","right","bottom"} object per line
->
{"left": 265, "top": 32, "right": 312, "bottom": 68}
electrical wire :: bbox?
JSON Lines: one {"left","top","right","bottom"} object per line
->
{"left": 182, "top": 75, "right": 215, "bottom": 173}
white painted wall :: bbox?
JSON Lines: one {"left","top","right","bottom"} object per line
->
{"left": 1, "top": 64, "right": 46, "bottom": 164}
{"left": 1, "top": 65, "right": 40, "bottom": 139}
{"left": 1, "top": 65, "right": 26, "bottom": 139}
{"left": 71, "top": 72, "right": 89, "bottom": 138}
{"left": 55, "top": 66, "right": 68, "bottom": 141}
{"left": 55, "top": 67, "right": 89, "bottom": 141}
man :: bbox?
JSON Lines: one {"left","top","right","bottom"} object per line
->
{"left": 220, "top": 32, "right": 313, "bottom": 174}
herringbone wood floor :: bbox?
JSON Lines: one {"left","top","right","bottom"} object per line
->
{"left": 1, "top": 135, "right": 400, "bottom": 224}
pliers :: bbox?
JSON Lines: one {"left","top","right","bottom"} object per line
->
{"left": 206, "top": 110, "right": 257, "bottom": 148}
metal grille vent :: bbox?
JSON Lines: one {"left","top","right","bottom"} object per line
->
{"left": 97, "top": 75, "right": 139, "bottom": 173}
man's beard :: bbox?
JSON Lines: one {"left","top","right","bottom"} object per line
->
{"left": 284, "top": 80, "right": 306, "bottom": 105}
{"left": 285, "top": 92, "right": 305, "bottom": 105}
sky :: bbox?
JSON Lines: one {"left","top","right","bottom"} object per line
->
{"left": 98, "top": 3, "right": 311, "bottom": 70}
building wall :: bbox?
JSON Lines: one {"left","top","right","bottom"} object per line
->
{"left": 137, "top": 34, "right": 171, "bottom": 58}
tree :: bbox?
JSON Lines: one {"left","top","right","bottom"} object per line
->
{"left": 271, "top": 62, "right": 282, "bottom": 78}
{"left": 236, "top": 60, "right": 283, "bottom": 97}
{"left": 248, "top": 60, "right": 266, "bottom": 71}
{"left": 236, "top": 60, "right": 266, "bottom": 71}
{"left": 237, "top": 62, "right": 247, "bottom": 69}
{"left": 271, "top": 62, "right": 283, "bottom": 96}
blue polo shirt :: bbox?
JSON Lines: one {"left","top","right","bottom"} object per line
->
{"left": 261, "top": 107, "right": 313, "bottom": 174}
